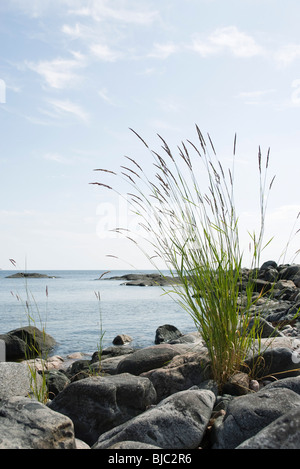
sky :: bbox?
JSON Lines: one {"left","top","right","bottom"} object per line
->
{"left": 0, "top": 0, "right": 300, "bottom": 271}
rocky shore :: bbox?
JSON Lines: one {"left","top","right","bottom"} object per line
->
{"left": 1, "top": 261, "right": 300, "bottom": 450}
{"left": 103, "top": 272, "right": 182, "bottom": 287}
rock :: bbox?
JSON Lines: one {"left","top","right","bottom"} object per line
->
{"left": 245, "top": 346, "right": 300, "bottom": 380}
{"left": 141, "top": 350, "right": 212, "bottom": 402}
{"left": 263, "top": 375, "right": 300, "bottom": 394}
{"left": 5, "top": 272, "right": 57, "bottom": 279}
{"left": 212, "top": 387, "right": 300, "bottom": 449}
{"left": 278, "top": 264, "right": 300, "bottom": 280}
{"left": 259, "top": 266, "right": 278, "bottom": 282}
{"left": 65, "top": 359, "right": 91, "bottom": 382}
{"left": 92, "top": 345, "right": 135, "bottom": 361}
{"left": 90, "top": 356, "right": 127, "bottom": 375}
{"left": 260, "top": 260, "right": 278, "bottom": 270}
{"left": 116, "top": 344, "right": 182, "bottom": 376}
{"left": 222, "top": 372, "right": 250, "bottom": 396}
{"left": 155, "top": 324, "right": 183, "bottom": 344}
{"left": 75, "top": 438, "right": 91, "bottom": 449}
{"left": 249, "top": 380, "right": 260, "bottom": 392}
{"left": 273, "top": 279, "right": 298, "bottom": 300}
{"left": 0, "top": 326, "right": 56, "bottom": 361}
{"left": 0, "top": 361, "right": 43, "bottom": 400}
{"left": 48, "top": 373, "right": 157, "bottom": 446}
{"left": 93, "top": 389, "right": 216, "bottom": 449}
{"left": 236, "top": 407, "right": 300, "bottom": 449}
{"left": 112, "top": 334, "right": 133, "bottom": 345}
{"left": 45, "top": 369, "right": 70, "bottom": 400}
{"left": 0, "top": 396, "right": 76, "bottom": 449}
{"left": 242, "top": 317, "right": 284, "bottom": 339}
{"left": 25, "top": 355, "right": 65, "bottom": 371}
{"left": 105, "top": 273, "right": 182, "bottom": 287}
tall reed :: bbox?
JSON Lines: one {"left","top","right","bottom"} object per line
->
{"left": 91, "top": 126, "right": 275, "bottom": 389}
{"left": 9, "top": 259, "right": 49, "bottom": 402}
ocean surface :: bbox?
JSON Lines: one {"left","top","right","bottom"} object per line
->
{"left": 0, "top": 270, "right": 196, "bottom": 357}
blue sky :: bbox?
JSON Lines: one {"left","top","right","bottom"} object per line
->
{"left": 0, "top": 0, "right": 300, "bottom": 270}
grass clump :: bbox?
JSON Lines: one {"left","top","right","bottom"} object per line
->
{"left": 91, "top": 126, "right": 278, "bottom": 390}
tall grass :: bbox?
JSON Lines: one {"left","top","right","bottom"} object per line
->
{"left": 9, "top": 259, "right": 49, "bottom": 402}
{"left": 91, "top": 126, "right": 276, "bottom": 390}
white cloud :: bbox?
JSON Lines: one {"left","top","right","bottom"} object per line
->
{"left": 276, "top": 44, "right": 300, "bottom": 67}
{"left": 46, "top": 99, "right": 90, "bottom": 122}
{"left": 237, "top": 89, "right": 276, "bottom": 105}
{"left": 90, "top": 43, "right": 121, "bottom": 62}
{"left": 148, "top": 43, "right": 179, "bottom": 60}
{"left": 98, "top": 88, "right": 117, "bottom": 106}
{"left": 43, "top": 152, "right": 70, "bottom": 164}
{"left": 68, "top": 0, "right": 160, "bottom": 25}
{"left": 26, "top": 55, "right": 86, "bottom": 89}
{"left": 191, "top": 26, "right": 264, "bottom": 58}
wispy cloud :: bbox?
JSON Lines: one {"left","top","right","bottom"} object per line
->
{"left": 190, "top": 26, "right": 264, "bottom": 58}
{"left": 68, "top": 0, "right": 160, "bottom": 25}
{"left": 148, "top": 42, "right": 179, "bottom": 60}
{"left": 275, "top": 43, "right": 300, "bottom": 67}
{"left": 43, "top": 152, "right": 70, "bottom": 164}
{"left": 45, "top": 99, "right": 90, "bottom": 122}
{"left": 89, "top": 43, "right": 121, "bottom": 62}
{"left": 237, "top": 89, "right": 276, "bottom": 105}
{"left": 26, "top": 53, "right": 86, "bottom": 89}
{"left": 98, "top": 88, "right": 117, "bottom": 106}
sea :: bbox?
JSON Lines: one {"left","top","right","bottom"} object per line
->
{"left": 0, "top": 270, "right": 196, "bottom": 357}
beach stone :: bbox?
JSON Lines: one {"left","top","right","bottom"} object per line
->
{"left": 245, "top": 346, "right": 300, "bottom": 380}
{"left": 243, "top": 317, "right": 284, "bottom": 338}
{"left": 92, "top": 345, "right": 135, "bottom": 362}
{"left": 155, "top": 324, "right": 183, "bottom": 344}
{"left": 263, "top": 375, "right": 300, "bottom": 394}
{"left": 236, "top": 407, "right": 300, "bottom": 449}
{"left": 112, "top": 334, "right": 133, "bottom": 345}
{"left": 222, "top": 372, "right": 250, "bottom": 396}
{"left": 93, "top": 389, "right": 216, "bottom": 449}
{"left": 278, "top": 264, "right": 300, "bottom": 280}
{"left": 0, "top": 326, "right": 56, "bottom": 361}
{"left": 45, "top": 369, "right": 70, "bottom": 399}
{"left": 75, "top": 438, "right": 91, "bottom": 449}
{"left": 116, "top": 344, "right": 182, "bottom": 376}
{"left": 90, "top": 356, "right": 127, "bottom": 375}
{"left": 141, "top": 350, "right": 212, "bottom": 402}
{"left": 25, "top": 355, "right": 65, "bottom": 371}
{"left": 212, "top": 387, "right": 300, "bottom": 448}
{"left": 0, "top": 396, "right": 76, "bottom": 449}
{"left": 48, "top": 373, "right": 157, "bottom": 446}
{"left": 0, "top": 362, "right": 43, "bottom": 400}
{"left": 260, "top": 260, "right": 278, "bottom": 270}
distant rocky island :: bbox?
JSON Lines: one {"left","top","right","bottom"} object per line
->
{"left": 103, "top": 273, "right": 182, "bottom": 287}
{"left": 6, "top": 272, "right": 58, "bottom": 279}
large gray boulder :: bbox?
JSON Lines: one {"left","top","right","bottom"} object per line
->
{"left": 48, "top": 373, "right": 157, "bottom": 446}
{"left": 0, "top": 326, "right": 56, "bottom": 360}
{"left": 236, "top": 407, "right": 300, "bottom": 449}
{"left": 116, "top": 344, "right": 182, "bottom": 376}
{"left": 154, "top": 324, "right": 183, "bottom": 344}
{"left": 0, "top": 362, "right": 43, "bottom": 400}
{"left": 141, "top": 350, "right": 211, "bottom": 402}
{"left": 0, "top": 396, "right": 76, "bottom": 449}
{"left": 245, "top": 346, "right": 300, "bottom": 379}
{"left": 93, "top": 389, "right": 215, "bottom": 449}
{"left": 212, "top": 387, "right": 300, "bottom": 448}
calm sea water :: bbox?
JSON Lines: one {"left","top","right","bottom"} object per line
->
{"left": 0, "top": 270, "right": 196, "bottom": 357}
